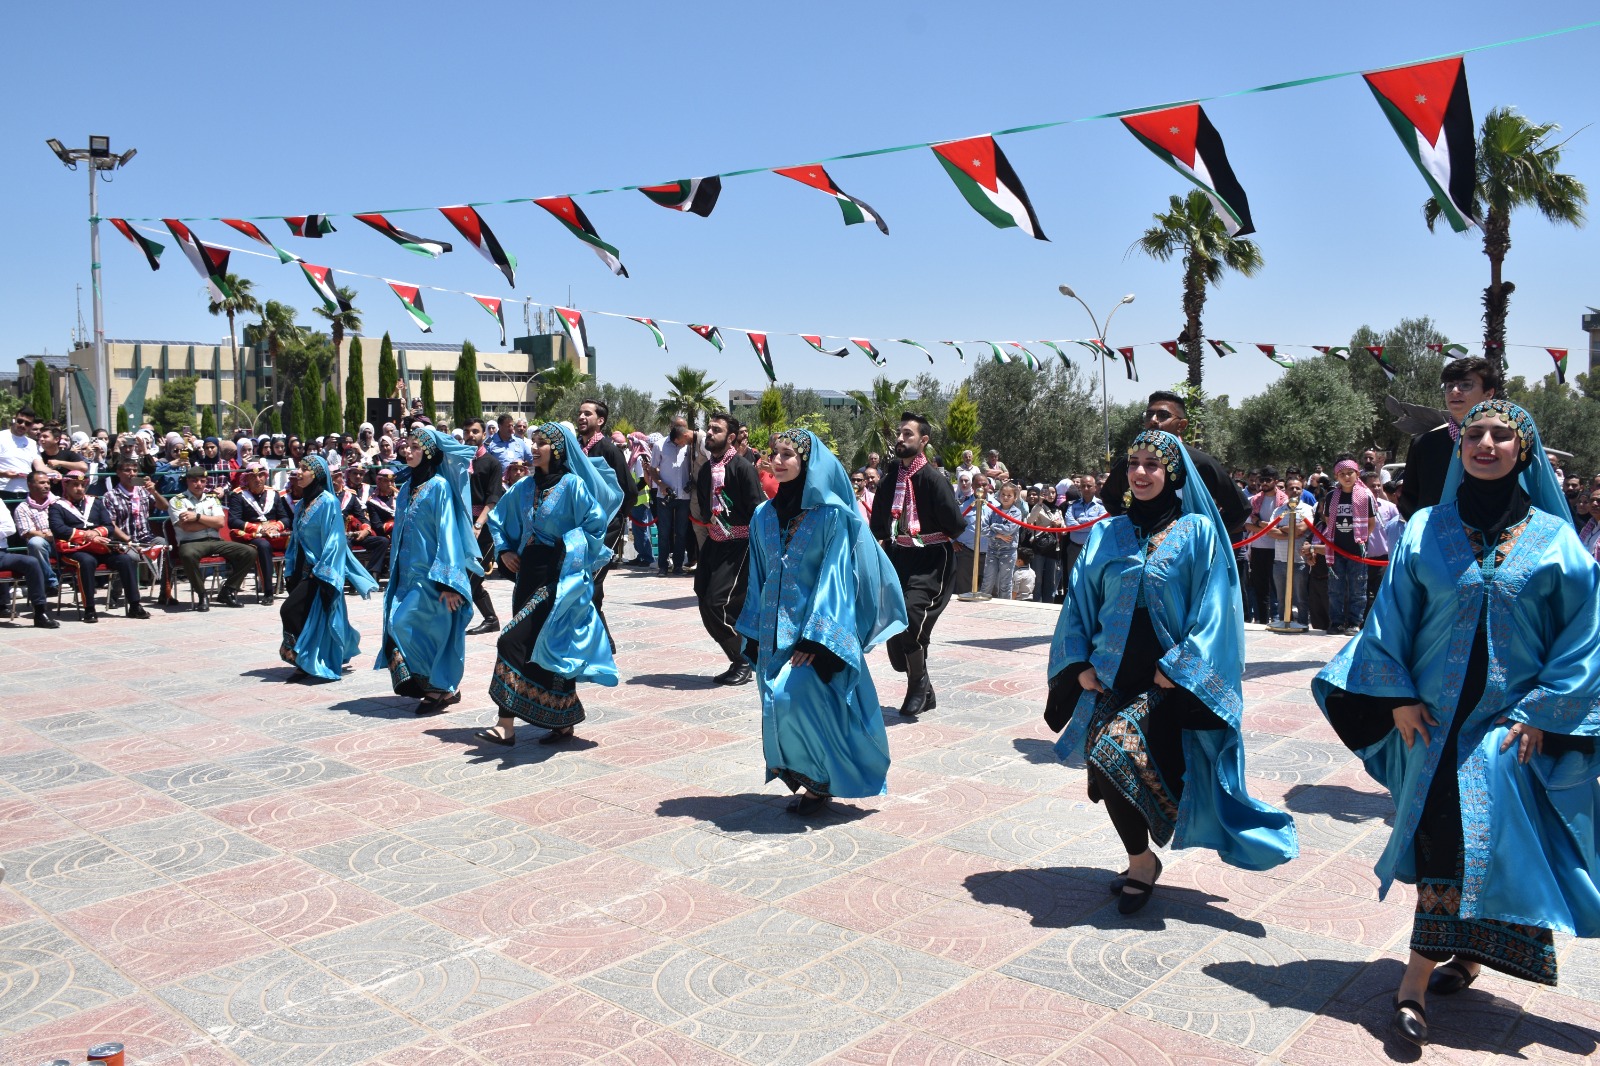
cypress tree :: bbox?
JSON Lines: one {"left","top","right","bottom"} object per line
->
{"left": 377, "top": 332, "right": 398, "bottom": 405}
{"left": 199, "top": 408, "right": 217, "bottom": 438}
{"left": 116, "top": 406, "right": 131, "bottom": 433}
{"left": 302, "top": 374, "right": 323, "bottom": 441}
{"left": 420, "top": 365, "right": 437, "bottom": 421}
{"left": 344, "top": 336, "right": 366, "bottom": 435}
{"left": 325, "top": 376, "right": 341, "bottom": 437}
{"left": 28, "top": 363, "right": 53, "bottom": 420}
{"left": 454, "top": 341, "right": 482, "bottom": 423}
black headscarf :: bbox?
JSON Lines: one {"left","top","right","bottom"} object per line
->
{"left": 405, "top": 427, "right": 442, "bottom": 488}
{"left": 1125, "top": 430, "right": 1186, "bottom": 537}
{"left": 1456, "top": 409, "right": 1533, "bottom": 541}
{"left": 772, "top": 429, "right": 812, "bottom": 529}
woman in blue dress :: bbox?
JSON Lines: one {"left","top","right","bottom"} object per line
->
{"left": 376, "top": 425, "right": 483, "bottom": 713}
{"left": 1314, "top": 400, "right": 1600, "bottom": 1047}
{"left": 278, "top": 454, "right": 378, "bottom": 679}
{"left": 1046, "top": 430, "right": 1297, "bottom": 913}
{"left": 478, "top": 422, "right": 620, "bottom": 746}
{"left": 735, "top": 429, "right": 907, "bottom": 816}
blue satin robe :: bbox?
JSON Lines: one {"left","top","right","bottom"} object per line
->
{"left": 489, "top": 472, "right": 618, "bottom": 686}
{"left": 374, "top": 476, "right": 476, "bottom": 694}
{"left": 736, "top": 505, "right": 908, "bottom": 799}
{"left": 1314, "top": 504, "right": 1600, "bottom": 933}
{"left": 283, "top": 491, "right": 378, "bottom": 680}
{"left": 1049, "top": 514, "right": 1298, "bottom": 871}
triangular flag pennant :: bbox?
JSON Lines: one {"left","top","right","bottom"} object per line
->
{"left": 896, "top": 339, "right": 935, "bottom": 364}
{"left": 983, "top": 342, "right": 1012, "bottom": 365}
{"left": 941, "top": 340, "right": 966, "bottom": 362}
{"left": 1256, "top": 343, "right": 1296, "bottom": 368}
{"left": 109, "top": 219, "right": 163, "bottom": 271}
{"left": 746, "top": 332, "right": 777, "bottom": 382}
{"left": 221, "top": 219, "right": 299, "bottom": 263}
{"left": 163, "top": 219, "right": 233, "bottom": 301}
{"left": 1364, "top": 58, "right": 1477, "bottom": 232}
{"left": 638, "top": 177, "right": 722, "bottom": 217}
{"left": 1365, "top": 344, "right": 1397, "bottom": 380}
{"left": 802, "top": 335, "right": 848, "bottom": 358}
{"left": 688, "top": 324, "right": 725, "bottom": 352}
{"left": 1121, "top": 103, "right": 1255, "bottom": 236}
{"left": 354, "top": 213, "right": 453, "bottom": 258}
{"left": 1426, "top": 342, "right": 1470, "bottom": 357}
{"left": 628, "top": 317, "right": 668, "bottom": 351}
{"left": 470, "top": 295, "right": 507, "bottom": 346}
{"left": 930, "top": 135, "right": 1047, "bottom": 240}
{"left": 1548, "top": 348, "right": 1569, "bottom": 384}
{"left": 1007, "top": 343, "right": 1042, "bottom": 370}
{"left": 1074, "top": 340, "right": 1109, "bottom": 361}
{"left": 283, "top": 215, "right": 335, "bottom": 238}
{"left": 298, "top": 263, "right": 340, "bottom": 312}
{"left": 554, "top": 306, "right": 589, "bottom": 358}
{"left": 1312, "top": 345, "right": 1350, "bottom": 360}
{"left": 385, "top": 281, "right": 434, "bottom": 333}
{"left": 1118, "top": 347, "right": 1139, "bottom": 381}
{"left": 1207, "top": 339, "right": 1236, "bottom": 358}
{"left": 532, "top": 197, "right": 628, "bottom": 277}
{"left": 439, "top": 206, "right": 517, "bottom": 287}
{"left": 850, "top": 338, "right": 886, "bottom": 366}
{"left": 1037, "top": 340, "right": 1070, "bottom": 365}
{"left": 1158, "top": 340, "right": 1186, "bottom": 362}
{"left": 772, "top": 164, "right": 888, "bottom": 234}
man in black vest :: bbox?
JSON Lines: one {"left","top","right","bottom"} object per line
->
{"left": 1099, "top": 390, "right": 1249, "bottom": 540}
{"left": 576, "top": 399, "right": 633, "bottom": 633}
{"left": 227, "top": 461, "right": 295, "bottom": 604}
{"left": 693, "top": 412, "right": 765, "bottom": 685}
{"left": 870, "top": 413, "right": 966, "bottom": 717}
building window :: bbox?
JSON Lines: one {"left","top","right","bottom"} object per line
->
{"left": 114, "top": 368, "right": 137, "bottom": 380}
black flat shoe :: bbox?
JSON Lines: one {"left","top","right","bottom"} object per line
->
{"left": 417, "top": 691, "right": 462, "bottom": 715}
{"left": 1427, "top": 960, "right": 1480, "bottom": 996}
{"left": 126, "top": 603, "right": 149, "bottom": 619}
{"left": 1117, "top": 855, "right": 1163, "bottom": 914}
{"left": 1109, "top": 869, "right": 1130, "bottom": 895}
{"left": 537, "top": 727, "right": 576, "bottom": 745}
{"left": 1393, "top": 998, "right": 1428, "bottom": 1046}
{"left": 786, "top": 793, "right": 831, "bottom": 816}
{"left": 475, "top": 728, "right": 515, "bottom": 747}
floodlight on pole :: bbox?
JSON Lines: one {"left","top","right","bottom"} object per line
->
{"left": 1059, "top": 285, "right": 1136, "bottom": 463}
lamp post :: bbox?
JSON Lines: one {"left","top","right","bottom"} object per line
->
{"left": 482, "top": 362, "right": 553, "bottom": 417}
{"left": 222, "top": 400, "right": 284, "bottom": 437}
{"left": 46, "top": 136, "right": 137, "bottom": 436}
{"left": 1058, "top": 286, "right": 1134, "bottom": 463}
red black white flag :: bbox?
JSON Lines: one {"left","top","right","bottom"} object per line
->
{"left": 746, "top": 332, "right": 776, "bottom": 382}
{"left": 439, "top": 206, "right": 517, "bottom": 287}
{"left": 532, "top": 197, "right": 627, "bottom": 277}
{"left": 163, "top": 219, "right": 233, "bottom": 301}
{"left": 283, "top": 215, "right": 335, "bottom": 237}
{"left": 1364, "top": 58, "right": 1478, "bottom": 232}
{"left": 638, "top": 177, "right": 722, "bottom": 217}
{"left": 772, "top": 164, "right": 888, "bottom": 234}
{"left": 354, "top": 213, "right": 453, "bottom": 258}
{"left": 110, "top": 219, "right": 163, "bottom": 271}
{"left": 1121, "top": 104, "right": 1255, "bottom": 236}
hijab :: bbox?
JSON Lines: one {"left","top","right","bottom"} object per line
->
{"left": 772, "top": 429, "right": 811, "bottom": 529}
{"left": 295, "top": 454, "right": 332, "bottom": 519}
{"left": 1453, "top": 400, "right": 1535, "bottom": 540}
{"left": 532, "top": 421, "right": 569, "bottom": 493}
{"left": 1124, "top": 429, "right": 1186, "bottom": 537}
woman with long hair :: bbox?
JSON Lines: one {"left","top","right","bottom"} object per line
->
{"left": 279, "top": 454, "right": 377, "bottom": 679}
{"left": 376, "top": 426, "right": 482, "bottom": 712}
{"left": 1046, "top": 430, "right": 1297, "bottom": 913}
{"left": 735, "top": 429, "right": 907, "bottom": 816}
{"left": 479, "top": 421, "right": 620, "bottom": 746}
{"left": 1314, "top": 400, "right": 1600, "bottom": 1046}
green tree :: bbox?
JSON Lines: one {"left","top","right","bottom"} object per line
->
{"left": 28, "top": 363, "right": 52, "bottom": 420}
{"left": 420, "top": 365, "right": 437, "bottom": 421}
{"left": 207, "top": 273, "right": 259, "bottom": 421}
{"left": 1506, "top": 373, "right": 1600, "bottom": 476}
{"left": 249, "top": 300, "right": 305, "bottom": 407}
{"left": 377, "top": 332, "right": 399, "bottom": 404}
{"left": 535, "top": 358, "right": 591, "bottom": 420}
{"left": 1346, "top": 316, "right": 1451, "bottom": 458}
{"left": 1425, "top": 106, "right": 1587, "bottom": 359}
{"left": 312, "top": 286, "right": 362, "bottom": 418}
{"left": 199, "top": 407, "right": 217, "bottom": 438}
{"left": 941, "top": 383, "right": 980, "bottom": 468}
{"left": 1234, "top": 357, "right": 1375, "bottom": 471}
{"left": 256, "top": 404, "right": 279, "bottom": 434}
{"left": 300, "top": 371, "right": 323, "bottom": 440}
{"left": 967, "top": 360, "right": 1103, "bottom": 483}
{"left": 1132, "top": 189, "right": 1265, "bottom": 417}
{"left": 655, "top": 365, "right": 721, "bottom": 428}
{"left": 751, "top": 386, "right": 787, "bottom": 444}
{"left": 146, "top": 376, "right": 199, "bottom": 435}
{"left": 324, "top": 375, "right": 341, "bottom": 437}
{"left": 454, "top": 340, "right": 483, "bottom": 424}
{"left": 847, "top": 376, "right": 913, "bottom": 464}
{"left": 116, "top": 406, "right": 131, "bottom": 433}
{"left": 343, "top": 336, "right": 366, "bottom": 436}
{"left": 598, "top": 382, "right": 658, "bottom": 432}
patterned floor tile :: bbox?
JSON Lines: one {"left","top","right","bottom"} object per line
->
{"left": 0, "top": 748, "right": 113, "bottom": 792}
{"left": 685, "top": 906, "right": 860, "bottom": 979}
{"left": 790, "top": 937, "right": 973, "bottom": 1018}
{"left": 902, "top": 971, "right": 1110, "bottom": 1064}
{"left": 879, "top": 899, "right": 1053, "bottom": 969}
{"left": 299, "top": 831, "right": 501, "bottom": 906}
{"left": 826, "top": 1022, "right": 1012, "bottom": 1065}
{"left": 784, "top": 873, "right": 945, "bottom": 935}
{"left": 129, "top": 760, "right": 285, "bottom": 810}
{"left": 452, "top": 984, "right": 661, "bottom": 1064}
{"left": 1, "top": 838, "right": 160, "bottom": 912}
{"left": 207, "top": 792, "right": 372, "bottom": 850}
{"left": 100, "top": 812, "right": 281, "bottom": 880}
{"left": 578, "top": 943, "right": 766, "bottom": 1025}
{"left": 673, "top": 978, "right": 887, "bottom": 1066}
{"left": 0, "top": 919, "right": 136, "bottom": 1030}
{"left": 0, "top": 993, "right": 237, "bottom": 1066}
{"left": 400, "top": 809, "right": 594, "bottom": 874}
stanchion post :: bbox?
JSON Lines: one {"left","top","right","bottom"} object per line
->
{"left": 957, "top": 483, "right": 991, "bottom": 602}
{"left": 1267, "top": 510, "right": 1307, "bottom": 633}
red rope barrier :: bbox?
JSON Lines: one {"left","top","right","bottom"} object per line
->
{"left": 1300, "top": 518, "right": 1389, "bottom": 566}
{"left": 1231, "top": 514, "right": 1284, "bottom": 549}
{"left": 980, "top": 500, "right": 1107, "bottom": 534}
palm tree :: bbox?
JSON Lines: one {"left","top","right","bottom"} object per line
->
{"left": 847, "top": 376, "right": 913, "bottom": 459}
{"left": 1425, "top": 106, "right": 1587, "bottom": 360}
{"left": 254, "top": 300, "right": 306, "bottom": 407}
{"left": 207, "top": 274, "right": 259, "bottom": 422}
{"left": 313, "top": 286, "right": 362, "bottom": 418}
{"left": 534, "top": 357, "right": 591, "bottom": 420}
{"left": 655, "top": 365, "right": 721, "bottom": 429}
{"left": 1132, "top": 189, "right": 1264, "bottom": 395}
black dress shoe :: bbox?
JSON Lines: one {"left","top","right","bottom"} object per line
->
{"left": 1393, "top": 999, "right": 1428, "bottom": 1046}
{"left": 126, "top": 603, "right": 150, "bottom": 620}
{"left": 899, "top": 683, "right": 929, "bottom": 717}
{"left": 261, "top": 591, "right": 276, "bottom": 606}
{"left": 1117, "top": 854, "right": 1163, "bottom": 914}
{"left": 713, "top": 663, "right": 753, "bottom": 686}
{"left": 1427, "top": 960, "right": 1479, "bottom": 996}
{"left": 1108, "top": 869, "right": 1130, "bottom": 895}
{"left": 195, "top": 594, "right": 210, "bottom": 613}
{"left": 216, "top": 588, "right": 245, "bottom": 608}
{"left": 466, "top": 618, "right": 501, "bottom": 636}
{"left": 82, "top": 612, "right": 99, "bottom": 624}
{"left": 32, "top": 607, "right": 60, "bottom": 629}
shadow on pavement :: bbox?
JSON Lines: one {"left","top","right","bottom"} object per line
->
{"left": 625, "top": 672, "right": 718, "bottom": 690}
{"left": 949, "top": 635, "right": 1052, "bottom": 652}
{"left": 422, "top": 724, "right": 600, "bottom": 763}
{"left": 966, "top": 866, "right": 1267, "bottom": 936}
{"left": 655, "top": 792, "right": 872, "bottom": 831}
{"left": 1012, "top": 737, "right": 1058, "bottom": 764}
{"left": 1242, "top": 659, "right": 1330, "bottom": 680}
{"left": 1283, "top": 782, "right": 1394, "bottom": 824}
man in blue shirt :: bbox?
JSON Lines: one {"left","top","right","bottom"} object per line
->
{"left": 483, "top": 413, "right": 533, "bottom": 467}
{"left": 1064, "top": 473, "right": 1107, "bottom": 578}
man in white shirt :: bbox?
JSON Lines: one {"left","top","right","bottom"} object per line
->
{"left": 171, "top": 467, "right": 257, "bottom": 611}
{"left": 954, "top": 450, "right": 979, "bottom": 485}
{"left": 0, "top": 407, "right": 49, "bottom": 498}
{"left": 648, "top": 417, "right": 696, "bottom": 575}
{"left": 1267, "top": 475, "right": 1316, "bottom": 626}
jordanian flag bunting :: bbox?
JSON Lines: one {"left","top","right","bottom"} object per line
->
{"left": 299, "top": 263, "right": 340, "bottom": 312}
{"left": 221, "top": 219, "right": 299, "bottom": 263}
{"left": 354, "top": 213, "right": 453, "bottom": 258}
{"left": 533, "top": 197, "right": 628, "bottom": 277}
{"left": 1312, "top": 345, "right": 1350, "bottom": 360}
{"left": 983, "top": 342, "right": 1012, "bottom": 365}
{"left": 163, "top": 219, "right": 233, "bottom": 301}
{"left": 851, "top": 339, "right": 887, "bottom": 367}
{"left": 1365, "top": 344, "right": 1397, "bottom": 380}
{"left": 638, "top": 177, "right": 722, "bottom": 217}
{"left": 931, "top": 135, "right": 1047, "bottom": 240}
{"left": 802, "top": 335, "right": 848, "bottom": 358}
{"left": 439, "top": 206, "right": 517, "bottom": 287}
{"left": 1159, "top": 340, "right": 1186, "bottom": 362}
{"left": 1548, "top": 348, "right": 1569, "bottom": 384}
{"left": 554, "top": 306, "right": 589, "bottom": 358}
{"left": 1121, "top": 103, "right": 1255, "bottom": 236}
{"left": 941, "top": 341, "right": 966, "bottom": 362}
{"left": 1076, "top": 339, "right": 1117, "bottom": 361}
{"left": 1118, "top": 346, "right": 1139, "bottom": 381}
{"left": 628, "top": 317, "right": 668, "bottom": 350}
{"left": 1256, "top": 343, "right": 1296, "bottom": 368}
{"left": 1208, "top": 339, "right": 1236, "bottom": 358}
{"left": 1426, "top": 342, "right": 1470, "bottom": 357}
{"left": 772, "top": 164, "right": 888, "bottom": 234}
{"left": 896, "top": 339, "right": 935, "bottom": 364}
{"left": 689, "top": 324, "right": 725, "bottom": 352}
{"left": 746, "top": 332, "right": 777, "bottom": 382}
{"left": 1364, "top": 58, "right": 1478, "bottom": 233}
{"left": 1037, "top": 340, "right": 1070, "bottom": 365}
{"left": 1008, "top": 343, "right": 1042, "bottom": 370}
{"left": 386, "top": 281, "right": 434, "bottom": 333}
{"left": 470, "top": 295, "right": 507, "bottom": 346}
{"left": 110, "top": 219, "right": 163, "bottom": 271}
{"left": 284, "top": 215, "right": 335, "bottom": 238}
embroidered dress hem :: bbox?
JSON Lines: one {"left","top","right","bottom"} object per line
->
{"left": 769, "top": 766, "right": 830, "bottom": 797}
{"left": 1412, "top": 878, "right": 1558, "bottom": 985}
{"left": 489, "top": 658, "right": 585, "bottom": 729}
{"left": 1086, "top": 690, "right": 1180, "bottom": 848}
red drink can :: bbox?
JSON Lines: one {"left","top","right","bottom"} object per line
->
{"left": 87, "top": 1045, "right": 125, "bottom": 1066}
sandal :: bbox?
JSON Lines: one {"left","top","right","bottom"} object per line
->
{"left": 786, "top": 792, "right": 831, "bottom": 816}
{"left": 1393, "top": 998, "right": 1428, "bottom": 1046}
{"left": 1117, "top": 854, "right": 1163, "bottom": 915}
{"left": 1427, "top": 959, "right": 1480, "bottom": 996}
{"left": 417, "top": 691, "right": 462, "bottom": 715}
{"left": 1109, "top": 869, "right": 1130, "bottom": 895}
{"left": 475, "top": 728, "right": 515, "bottom": 747}
{"left": 537, "top": 727, "right": 576, "bottom": 745}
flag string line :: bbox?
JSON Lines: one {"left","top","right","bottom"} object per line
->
{"left": 132, "top": 225, "right": 1576, "bottom": 366}
{"left": 116, "top": 20, "right": 1600, "bottom": 223}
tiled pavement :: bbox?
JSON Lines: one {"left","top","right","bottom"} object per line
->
{"left": 2, "top": 568, "right": 1598, "bottom": 1064}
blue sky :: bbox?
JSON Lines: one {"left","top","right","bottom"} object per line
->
{"left": 5, "top": 1, "right": 1597, "bottom": 407}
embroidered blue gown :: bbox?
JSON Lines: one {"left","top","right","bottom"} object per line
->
{"left": 279, "top": 456, "right": 377, "bottom": 680}
{"left": 735, "top": 431, "right": 907, "bottom": 799}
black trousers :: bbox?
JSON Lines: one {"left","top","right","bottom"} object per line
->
{"left": 694, "top": 537, "right": 752, "bottom": 662}
{"left": 63, "top": 549, "right": 140, "bottom": 616}
{"left": 243, "top": 536, "right": 281, "bottom": 596}
{"left": 469, "top": 525, "right": 497, "bottom": 621}
{"left": 885, "top": 542, "right": 956, "bottom": 672}
{"left": 353, "top": 534, "right": 389, "bottom": 580}
{"left": 1248, "top": 547, "right": 1276, "bottom": 624}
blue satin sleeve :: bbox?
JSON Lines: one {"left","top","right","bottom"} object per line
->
{"left": 488, "top": 479, "right": 528, "bottom": 558}
{"left": 734, "top": 505, "right": 771, "bottom": 657}
{"left": 1313, "top": 515, "right": 1428, "bottom": 709}
{"left": 1155, "top": 517, "right": 1245, "bottom": 728}
{"left": 1048, "top": 518, "right": 1109, "bottom": 682}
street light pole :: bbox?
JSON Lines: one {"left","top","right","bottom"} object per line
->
{"left": 1058, "top": 286, "right": 1135, "bottom": 463}
{"left": 483, "top": 362, "right": 553, "bottom": 417}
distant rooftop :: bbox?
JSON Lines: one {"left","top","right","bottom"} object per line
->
{"left": 17, "top": 354, "right": 72, "bottom": 369}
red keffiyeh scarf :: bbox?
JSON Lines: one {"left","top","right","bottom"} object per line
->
{"left": 1324, "top": 461, "right": 1373, "bottom": 544}
{"left": 892, "top": 454, "right": 928, "bottom": 541}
